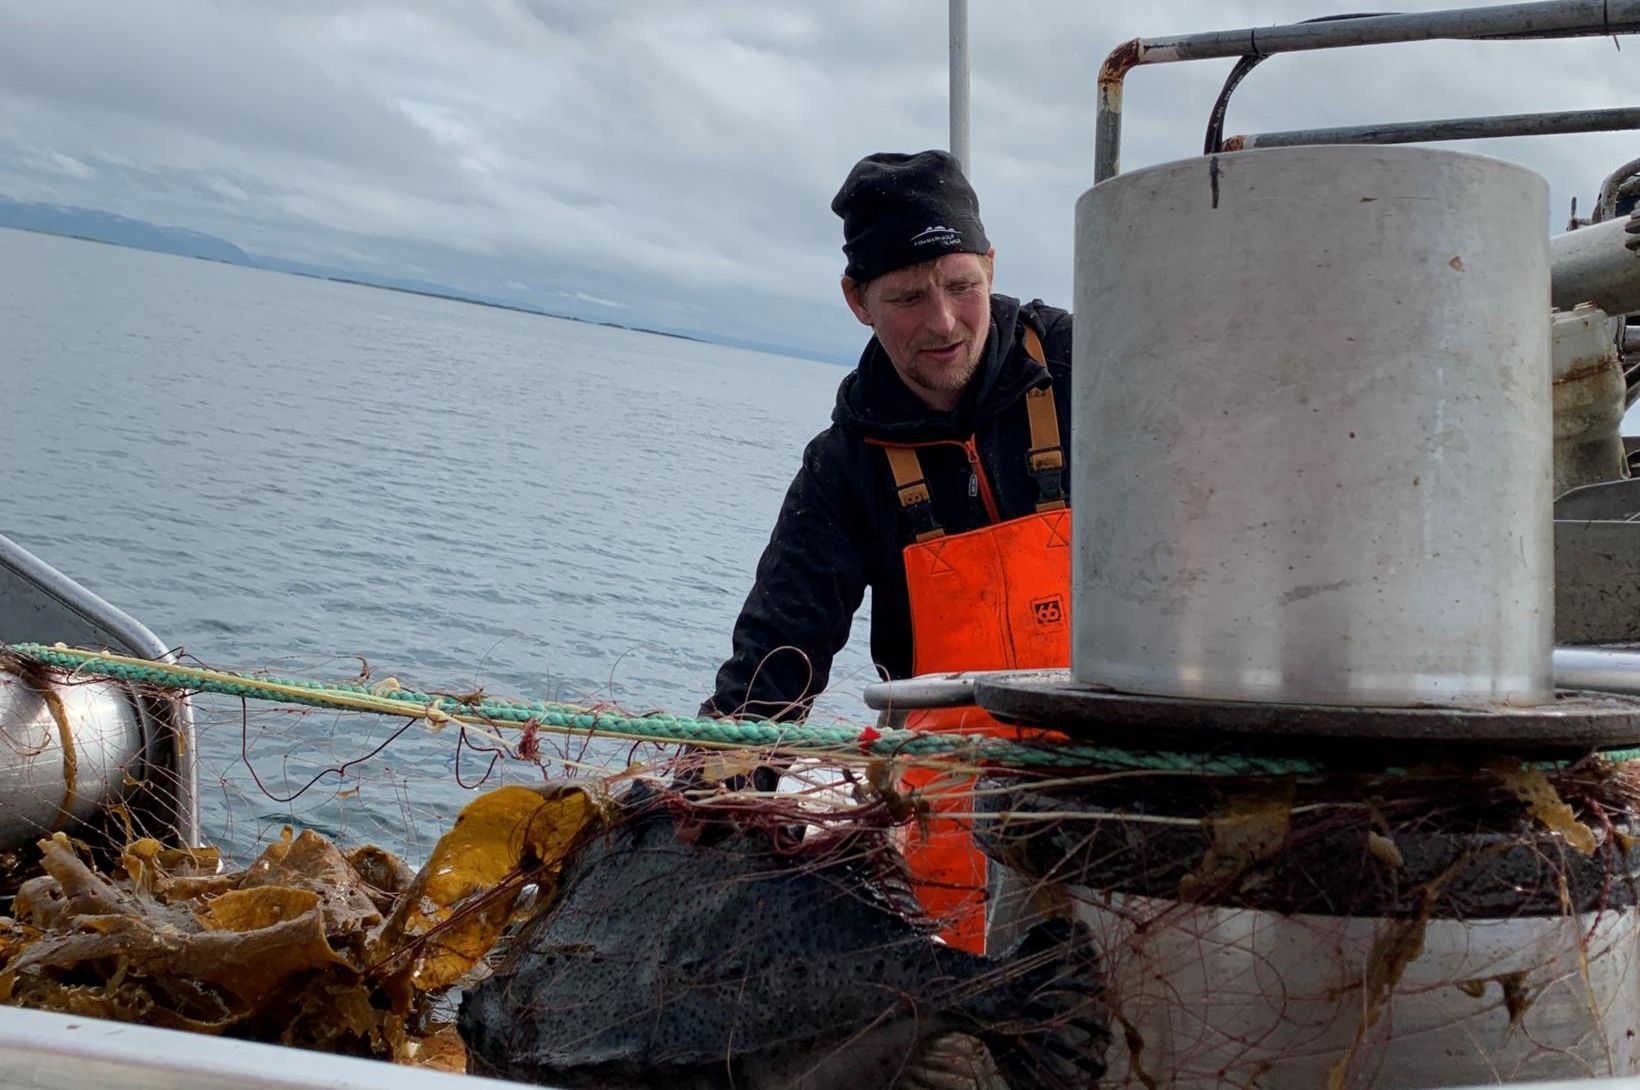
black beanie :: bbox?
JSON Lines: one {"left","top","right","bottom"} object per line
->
{"left": 831, "top": 150, "right": 990, "bottom": 283}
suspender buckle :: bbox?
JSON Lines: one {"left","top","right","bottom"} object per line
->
{"left": 1028, "top": 445, "right": 1066, "bottom": 508}
{"left": 893, "top": 472, "right": 941, "bottom": 539}
{"left": 1028, "top": 447, "right": 1063, "bottom": 476}
{"left": 883, "top": 444, "right": 946, "bottom": 542}
{"left": 902, "top": 489, "right": 942, "bottom": 540}
{"left": 898, "top": 481, "right": 932, "bottom": 508}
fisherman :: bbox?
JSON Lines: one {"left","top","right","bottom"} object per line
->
{"left": 701, "top": 150, "right": 1072, "bottom": 952}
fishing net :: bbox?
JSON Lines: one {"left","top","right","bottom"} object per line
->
{"left": 0, "top": 649, "right": 1114, "bottom": 1085}
{"left": 976, "top": 757, "right": 1640, "bottom": 1087}
{"left": 4, "top": 647, "right": 1640, "bottom": 1088}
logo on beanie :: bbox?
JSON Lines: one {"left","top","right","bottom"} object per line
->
{"left": 910, "top": 224, "right": 960, "bottom": 246}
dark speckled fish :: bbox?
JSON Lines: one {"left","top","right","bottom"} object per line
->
{"left": 459, "top": 783, "right": 1107, "bottom": 1089}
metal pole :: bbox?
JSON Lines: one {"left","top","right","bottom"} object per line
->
{"left": 949, "top": 0, "right": 970, "bottom": 174}
{"left": 1094, "top": 0, "right": 1640, "bottom": 182}
{"left": 1553, "top": 647, "right": 1640, "bottom": 697}
{"left": 1225, "top": 106, "right": 1640, "bottom": 151}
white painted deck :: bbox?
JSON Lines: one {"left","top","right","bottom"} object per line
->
{"left": 0, "top": 1006, "right": 545, "bottom": 1090}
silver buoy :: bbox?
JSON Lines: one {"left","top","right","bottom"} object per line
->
{"left": 0, "top": 668, "right": 146, "bottom": 845}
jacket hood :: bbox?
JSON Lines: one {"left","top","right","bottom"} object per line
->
{"left": 830, "top": 294, "right": 1049, "bottom": 442}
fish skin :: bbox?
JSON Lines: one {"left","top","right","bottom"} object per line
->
{"left": 459, "top": 783, "right": 1107, "bottom": 1089}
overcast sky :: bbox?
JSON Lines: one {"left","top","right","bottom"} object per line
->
{"left": 1, "top": 2, "right": 1636, "bottom": 359}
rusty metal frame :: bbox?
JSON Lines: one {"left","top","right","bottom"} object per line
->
{"left": 1095, "top": 1, "right": 1640, "bottom": 183}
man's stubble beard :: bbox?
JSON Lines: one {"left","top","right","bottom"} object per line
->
{"left": 902, "top": 337, "right": 984, "bottom": 399}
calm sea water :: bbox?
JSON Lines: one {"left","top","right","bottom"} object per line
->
{"left": 0, "top": 227, "right": 875, "bottom": 862}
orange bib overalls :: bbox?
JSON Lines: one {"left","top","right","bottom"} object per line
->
{"left": 873, "top": 326, "right": 1069, "bottom": 953}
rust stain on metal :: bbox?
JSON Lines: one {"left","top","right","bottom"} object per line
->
{"left": 1097, "top": 37, "right": 1143, "bottom": 115}
{"left": 1449, "top": 255, "right": 1465, "bottom": 271}
{"left": 1553, "top": 358, "right": 1616, "bottom": 386}
{"left": 1099, "top": 37, "right": 1144, "bottom": 91}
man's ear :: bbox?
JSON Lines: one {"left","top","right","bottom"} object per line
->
{"left": 841, "top": 277, "right": 873, "bottom": 326}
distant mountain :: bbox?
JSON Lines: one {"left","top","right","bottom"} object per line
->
{"left": 0, "top": 196, "right": 851, "bottom": 361}
{"left": 0, "top": 196, "right": 252, "bottom": 265}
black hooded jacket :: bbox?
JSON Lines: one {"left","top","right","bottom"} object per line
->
{"left": 702, "top": 294, "right": 1073, "bottom": 721}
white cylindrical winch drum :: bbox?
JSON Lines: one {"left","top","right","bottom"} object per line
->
{"left": 1071, "top": 145, "right": 1554, "bottom": 707}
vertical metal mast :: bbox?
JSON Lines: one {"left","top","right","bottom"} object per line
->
{"left": 949, "top": 0, "right": 970, "bottom": 174}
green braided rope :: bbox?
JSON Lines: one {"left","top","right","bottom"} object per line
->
{"left": 10, "top": 643, "right": 1638, "bottom": 776}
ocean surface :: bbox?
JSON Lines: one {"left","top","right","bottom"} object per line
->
{"left": 0, "top": 226, "right": 876, "bottom": 863}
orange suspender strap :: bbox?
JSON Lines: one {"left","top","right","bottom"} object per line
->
{"left": 1020, "top": 325, "right": 1066, "bottom": 512}
{"left": 884, "top": 323, "right": 1062, "bottom": 534}
{"left": 883, "top": 446, "right": 944, "bottom": 543}
{"left": 1022, "top": 324, "right": 1046, "bottom": 365}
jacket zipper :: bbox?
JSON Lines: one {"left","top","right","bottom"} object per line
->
{"left": 868, "top": 436, "right": 1002, "bottom": 524}
{"left": 960, "top": 437, "right": 1002, "bottom": 524}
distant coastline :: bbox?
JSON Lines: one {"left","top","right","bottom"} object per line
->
{"left": 312, "top": 275, "right": 705, "bottom": 342}
{"left": 0, "top": 196, "right": 776, "bottom": 351}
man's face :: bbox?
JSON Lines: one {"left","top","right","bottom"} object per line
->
{"left": 843, "top": 250, "right": 994, "bottom": 411}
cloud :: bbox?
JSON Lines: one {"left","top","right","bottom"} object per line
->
{"left": 20, "top": 148, "right": 95, "bottom": 179}
{"left": 1, "top": 1, "right": 1635, "bottom": 356}
{"left": 568, "top": 290, "right": 628, "bottom": 309}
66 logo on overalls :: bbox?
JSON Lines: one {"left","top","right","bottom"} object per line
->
{"left": 1031, "top": 594, "right": 1065, "bottom": 628}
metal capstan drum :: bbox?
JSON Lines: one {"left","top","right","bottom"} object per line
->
{"left": 1071, "top": 145, "right": 1554, "bottom": 707}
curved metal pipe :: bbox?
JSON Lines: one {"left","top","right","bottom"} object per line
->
{"left": 1550, "top": 214, "right": 1640, "bottom": 316}
{"left": 1093, "top": 1, "right": 1640, "bottom": 182}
